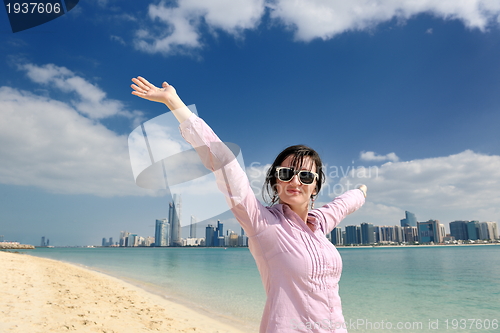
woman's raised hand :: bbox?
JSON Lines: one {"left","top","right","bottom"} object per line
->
{"left": 131, "top": 76, "right": 186, "bottom": 110}
{"left": 131, "top": 76, "right": 191, "bottom": 123}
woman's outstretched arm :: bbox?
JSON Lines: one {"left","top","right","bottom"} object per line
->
{"left": 131, "top": 76, "right": 192, "bottom": 123}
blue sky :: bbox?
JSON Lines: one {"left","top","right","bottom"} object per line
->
{"left": 1, "top": 0, "right": 500, "bottom": 246}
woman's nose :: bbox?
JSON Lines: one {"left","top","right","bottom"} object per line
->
{"left": 290, "top": 174, "right": 301, "bottom": 185}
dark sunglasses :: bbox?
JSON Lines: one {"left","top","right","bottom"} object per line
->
{"left": 275, "top": 167, "right": 318, "bottom": 185}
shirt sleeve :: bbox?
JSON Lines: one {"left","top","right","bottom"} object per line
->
{"left": 179, "top": 113, "right": 271, "bottom": 236}
{"left": 311, "top": 188, "right": 366, "bottom": 235}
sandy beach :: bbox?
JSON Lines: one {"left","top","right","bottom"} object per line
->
{"left": 0, "top": 251, "right": 247, "bottom": 333}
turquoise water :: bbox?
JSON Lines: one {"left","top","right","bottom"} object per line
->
{"left": 21, "top": 245, "right": 500, "bottom": 332}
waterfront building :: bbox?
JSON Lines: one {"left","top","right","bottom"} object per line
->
{"left": 379, "top": 226, "right": 395, "bottom": 243}
{"left": 127, "top": 234, "right": 138, "bottom": 247}
{"left": 228, "top": 231, "right": 239, "bottom": 247}
{"left": 400, "top": 211, "right": 417, "bottom": 227}
{"left": 145, "top": 236, "right": 155, "bottom": 247}
{"left": 417, "top": 220, "right": 443, "bottom": 243}
{"left": 479, "top": 221, "right": 499, "bottom": 240}
{"left": 155, "top": 219, "right": 170, "bottom": 247}
{"left": 238, "top": 227, "right": 248, "bottom": 246}
{"left": 102, "top": 238, "right": 107, "bottom": 246}
{"left": 345, "top": 225, "right": 360, "bottom": 245}
{"left": 330, "top": 227, "right": 343, "bottom": 245}
{"left": 403, "top": 226, "right": 418, "bottom": 243}
{"left": 205, "top": 224, "right": 215, "bottom": 247}
{"left": 169, "top": 194, "right": 182, "bottom": 247}
{"left": 185, "top": 237, "right": 204, "bottom": 246}
{"left": 467, "top": 221, "right": 480, "bottom": 240}
{"left": 41, "top": 236, "right": 46, "bottom": 247}
{"left": 360, "top": 223, "right": 375, "bottom": 244}
{"left": 119, "top": 231, "right": 129, "bottom": 247}
{"left": 374, "top": 226, "right": 381, "bottom": 243}
{"left": 450, "top": 221, "right": 469, "bottom": 240}
{"left": 190, "top": 215, "right": 197, "bottom": 238}
{"left": 393, "top": 225, "right": 404, "bottom": 243}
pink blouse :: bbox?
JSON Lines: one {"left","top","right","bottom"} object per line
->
{"left": 180, "top": 114, "right": 365, "bottom": 333}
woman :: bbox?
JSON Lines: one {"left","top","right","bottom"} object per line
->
{"left": 131, "top": 77, "right": 367, "bottom": 333}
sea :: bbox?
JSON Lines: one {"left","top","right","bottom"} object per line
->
{"left": 17, "top": 245, "right": 500, "bottom": 333}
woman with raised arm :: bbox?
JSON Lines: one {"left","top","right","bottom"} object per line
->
{"left": 131, "top": 76, "right": 367, "bottom": 333}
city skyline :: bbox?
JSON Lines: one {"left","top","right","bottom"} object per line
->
{"left": 96, "top": 210, "right": 498, "bottom": 249}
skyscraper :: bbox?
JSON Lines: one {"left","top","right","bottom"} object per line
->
{"left": 467, "top": 221, "right": 479, "bottom": 240}
{"left": 400, "top": 211, "right": 417, "bottom": 227}
{"left": 169, "top": 194, "right": 182, "bottom": 247}
{"left": 450, "top": 221, "right": 469, "bottom": 240}
{"left": 330, "top": 227, "right": 343, "bottom": 245}
{"left": 205, "top": 224, "right": 215, "bottom": 247}
{"left": 190, "top": 215, "right": 197, "bottom": 238}
{"left": 360, "top": 223, "right": 375, "bottom": 244}
{"left": 479, "top": 222, "right": 499, "bottom": 240}
{"left": 155, "top": 219, "right": 170, "bottom": 246}
{"left": 403, "top": 226, "right": 418, "bottom": 243}
{"left": 345, "top": 225, "right": 360, "bottom": 245}
{"left": 417, "top": 220, "right": 443, "bottom": 243}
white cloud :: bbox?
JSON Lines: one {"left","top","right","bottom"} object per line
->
{"left": 134, "top": 0, "right": 265, "bottom": 54}
{"left": 134, "top": 0, "right": 500, "bottom": 54}
{"left": 336, "top": 150, "right": 500, "bottom": 225}
{"left": 360, "top": 151, "right": 399, "bottom": 162}
{"left": 270, "top": 0, "right": 500, "bottom": 41}
{"left": 18, "top": 63, "right": 143, "bottom": 123}
{"left": 0, "top": 86, "right": 155, "bottom": 197}
{"left": 111, "top": 35, "right": 126, "bottom": 45}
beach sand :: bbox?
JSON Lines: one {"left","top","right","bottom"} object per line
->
{"left": 0, "top": 251, "right": 248, "bottom": 333}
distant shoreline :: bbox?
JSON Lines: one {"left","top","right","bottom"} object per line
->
{"left": 337, "top": 243, "right": 500, "bottom": 248}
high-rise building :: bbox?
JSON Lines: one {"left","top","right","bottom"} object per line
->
{"left": 155, "top": 219, "right": 170, "bottom": 247}
{"left": 360, "top": 223, "right": 375, "bottom": 244}
{"left": 205, "top": 224, "right": 215, "bottom": 247}
{"left": 119, "top": 231, "right": 130, "bottom": 247}
{"left": 379, "top": 226, "right": 395, "bottom": 243}
{"left": 215, "top": 220, "right": 224, "bottom": 246}
{"left": 345, "top": 225, "right": 360, "bottom": 245}
{"left": 450, "top": 221, "right": 469, "bottom": 240}
{"left": 102, "top": 238, "right": 107, "bottom": 246}
{"left": 479, "top": 222, "right": 499, "bottom": 240}
{"left": 41, "top": 236, "right": 46, "bottom": 247}
{"left": 393, "top": 225, "right": 404, "bottom": 243}
{"left": 374, "top": 226, "right": 381, "bottom": 243}
{"left": 169, "top": 194, "right": 182, "bottom": 247}
{"left": 128, "top": 234, "right": 138, "bottom": 247}
{"left": 239, "top": 227, "right": 248, "bottom": 246}
{"left": 403, "top": 226, "right": 418, "bottom": 243}
{"left": 417, "top": 220, "right": 443, "bottom": 243}
{"left": 400, "top": 211, "right": 417, "bottom": 227}
{"left": 467, "top": 221, "right": 479, "bottom": 240}
{"left": 330, "top": 227, "right": 343, "bottom": 245}
{"left": 228, "top": 231, "right": 239, "bottom": 247}
{"left": 190, "top": 215, "right": 197, "bottom": 238}
{"left": 0, "top": 235, "right": 4, "bottom": 242}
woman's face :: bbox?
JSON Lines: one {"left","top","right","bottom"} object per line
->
{"left": 276, "top": 155, "right": 317, "bottom": 210}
